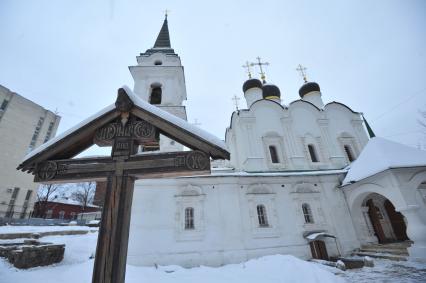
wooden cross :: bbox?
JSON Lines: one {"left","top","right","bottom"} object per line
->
{"left": 296, "top": 64, "right": 308, "bottom": 83}
{"left": 18, "top": 88, "right": 229, "bottom": 283}
{"left": 232, "top": 95, "right": 240, "bottom": 110}
{"left": 242, "top": 61, "right": 252, "bottom": 79}
{"left": 250, "top": 57, "right": 269, "bottom": 83}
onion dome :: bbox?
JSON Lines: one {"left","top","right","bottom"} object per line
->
{"left": 262, "top": 84, "right": 281, "bottom": 99}
{"left": 242, "top": 78, "right": 263, "bottom": 93}
{"left": 299, "top": 82, "right": 320, "bottom": 98}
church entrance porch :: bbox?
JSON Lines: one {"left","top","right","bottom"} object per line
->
{"left": 364, "top": 193, "right": 409, "bottom": 244}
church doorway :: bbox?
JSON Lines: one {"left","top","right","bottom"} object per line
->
{"left": 363, "top": 193, "right": 409, "bottom": 244}
{"left": 309, "top": 240, "right": 329, "bottom": 260}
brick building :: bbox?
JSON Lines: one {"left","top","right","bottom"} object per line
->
{"left": 33, "top": 197, "right": 100, "bottom": 220}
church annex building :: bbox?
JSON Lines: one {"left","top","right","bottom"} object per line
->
{"left": 125, "top": 17, "right": 426, "bottom": 267}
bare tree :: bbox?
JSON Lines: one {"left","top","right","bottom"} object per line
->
{"left": 71, "top": 182, "right": 96, "bottom": 210}
{"left": 35, "top": 184, "right": 61, "bottom": 218}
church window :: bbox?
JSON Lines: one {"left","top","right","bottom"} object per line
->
{"left": 184, "top": 207, "right": 194, "bottom": 230}
{"left": 302, "top": 203, "right": 314, "bottom": 224}
{"left": 149, "top": 85, "right": 162, "bottom": 105}
{"left": 154, "top": 60, "right": 163, "bottom": 65}
{"left": 269, "top": 145, "right": 280, "bottom": 163}
{"left": 344, "top": 145, "right": 355, "bottom": 162}
{"left": 308, "top": 144, "right": 319, "bottom": 163}
{"left": 256, "top": 204, "right": 269, "bottom": 227}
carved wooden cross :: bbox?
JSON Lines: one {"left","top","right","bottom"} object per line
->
{"left": 18, "top": 87, "right": 229, "bottom": 283}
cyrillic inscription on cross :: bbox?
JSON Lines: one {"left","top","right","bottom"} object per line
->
{"left": 18, "top": 87, "right": 229, "bottom": 283}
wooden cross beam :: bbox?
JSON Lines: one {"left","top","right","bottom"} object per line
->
{"left": 18, "top": 87, "right": 229, "bottom": 283}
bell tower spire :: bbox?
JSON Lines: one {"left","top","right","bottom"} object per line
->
{"left": 153, "top": 15, "right": 171, "bottom": 48}
{"left": 129, "top": 15, "right": 188, "bottom": 152}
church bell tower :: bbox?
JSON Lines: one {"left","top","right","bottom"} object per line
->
{"left": 129, "top": 16, "right": 187, "bottom": 152}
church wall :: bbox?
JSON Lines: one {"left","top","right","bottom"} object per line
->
{"left": 128, "top": 173, "right": 360, "bottom": 267}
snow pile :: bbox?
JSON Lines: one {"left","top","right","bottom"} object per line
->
{"left": 343, "top": 137, "right": 426, "bottom": 185}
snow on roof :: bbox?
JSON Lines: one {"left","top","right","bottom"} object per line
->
{"left": 23, "top": 104, "right": 116, "bottom": 162}
{"left": 22, "top": 86, "right": 227, "bottom": 163}
{"left": 121, "top": 86, "right": 227, "bottom": 151}
{"left": 342, "top": 137, "right": 426, "bottom": 185}
{"left": 50, "top": 197, "right": 99, "bottom": 208}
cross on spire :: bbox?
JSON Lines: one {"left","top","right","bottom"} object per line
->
{"left": 192, "top": 118, "right": 201, "bottom": 126}
{"left": 242, "top": 61, "right": 252, "bottom": 79}
{"left": 296, "top": 64, "right": 308, "bottom": 83}
{"left": 250, "top": 57, "right": 269, "bottom": 83}
{"left": 164, "top": 9, "right": 170, "bottom": 19}
{"left": 232, "top": 95, "right": 241, "bottom": 110}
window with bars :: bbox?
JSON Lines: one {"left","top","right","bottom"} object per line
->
{"left": 46, "top": 209, "right": 53, "bottom": 219}
{"left": 344, "top": 145, "right": 355, "bottom": 162}
{"left": 302, "top": 203, "right": 314, "bottom": 224}
{"left": 184, "top": 207, "right": 194, "bottom": 230}
{"left": 256, "top": 204, "right": 269, "bottom": 227}
{"left": 269, "top": 145, "right": 280, "bottom": 163}
{"left": 308, "top": 144, "right": 319, "bottom": 163}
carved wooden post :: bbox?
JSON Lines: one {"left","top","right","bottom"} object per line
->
{"left": 92, "top": 173, "right": 135, "bottom": 283}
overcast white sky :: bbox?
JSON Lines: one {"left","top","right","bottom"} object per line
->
{"left": 1, "top": 0, "right": 425, "bottom": 155}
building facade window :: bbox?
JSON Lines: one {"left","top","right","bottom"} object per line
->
{"left": 20, "top": 190, "right": 33, "bottom": 219}
{"left": 70, "top": 212, "right": 76, "bottom": 219}
{"left": 59, "top": 211, "right": 65, "bottom": 219}
{"left": 344, "top": 145, "right": 355, "bottom": 162}
{"left": 5, "top": 187, "right": 20, "bottom": 218}
{"left": 28, "top": 116, "right": 45, "bottom": 151}
{"left": 268, "top": 145, "right": 280, "bottom": 163}
{"left": 302, "top": 203, "right": 314, "bottom": 224}
{"left": 256, "top": 204, "right": 269, "bottom": 227}
{"left": 184, "top": 207, "right": 194, "bottom": 230}
{"left": 44, "top": 121, "right": 55, "bottom": 143}
{"left": 46, "top": 209, "right": 53, "bottom": 219}
{"left": 308, "top": 144, "right": 319, "bottom": 163}
{"left": 0, "top": 99, "right": 9, "bottom": 110}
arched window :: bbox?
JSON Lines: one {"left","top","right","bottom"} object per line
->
{"left": 344, "top": 145, "right": 355, "bottom": 162}
{"left": 184, "top": 207, "right": 194, "bottom": 230}
{"left": 256, "top": 204, "right": 269, "bottom": 227}
{"left": 308, "top": 144, "right": 319, "bottom": 163}
{"left": 302, "top": 203, "right": 314, "bottom": 223}
{"left": 149, "top": 85, "right": 162, "bottom": 105}
{"left": 269, "top": 145, "right": 279, "bottom": 163}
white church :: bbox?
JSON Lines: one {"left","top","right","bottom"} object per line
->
{"left": 126, "top": 17, "right": 426, "bottom": 267}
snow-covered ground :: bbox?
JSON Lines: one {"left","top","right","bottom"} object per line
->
{"left": 0, "top": 228, "right": 425, "bottom": 283}
{"left": 0, "top": 225, "right": 92, "bottom": 234}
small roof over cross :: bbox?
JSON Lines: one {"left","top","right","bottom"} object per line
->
{"left": 17, "top": 86, "right": 229, "bottom": 283}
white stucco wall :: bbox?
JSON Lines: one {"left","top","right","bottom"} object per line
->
{"left": 127, "top": 173, "right": 359, "bottom": 267}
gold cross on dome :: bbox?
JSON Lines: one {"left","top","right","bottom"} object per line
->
{"left": 250, "top": 57, "right": 269, "bottom": 83}
{"left": 242, "top": 61, "right": 252, "bottom": 79}
{"left": 232, "top": 95, "right": 241, "bottom": 110}
{"left": 296, "top": 64, "right": 308, "bottom": 83}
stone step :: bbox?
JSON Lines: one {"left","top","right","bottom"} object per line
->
{"left": 359, "top": 248, "right": 408, "bottom": 256}
{"left": 354, "top": 251, "right": 407, "bottom": 261}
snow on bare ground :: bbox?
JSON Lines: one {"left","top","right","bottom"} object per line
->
{"left": 0, "top": 225, "right": 93, "bottom": 234}
{"left": 0, "top": 231, "right": 345, "bottom": 283}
